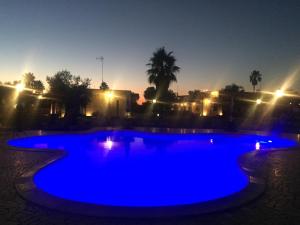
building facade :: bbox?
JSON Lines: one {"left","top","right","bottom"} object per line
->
{"left": 84, "top": 89, "right": 138, "bottom": 118}
{"left": 175, "top": 91, "right": 223, "bottom": 116}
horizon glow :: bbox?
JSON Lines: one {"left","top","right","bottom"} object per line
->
{"left": 1, "top": 0, "right": 300, "bottom": 102}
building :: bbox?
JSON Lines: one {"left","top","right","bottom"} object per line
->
{"left": 175, "top": 91, "right": 223, "bottom": 116}
{"left": 84, "top": 89, "right": 139, "bottom": 118}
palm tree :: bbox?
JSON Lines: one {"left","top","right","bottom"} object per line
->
{"left": 146, "top": 47, "right": 180, "bottom": 100}
{"left": 250, "top": 70, "right": 262, "bottom": 92}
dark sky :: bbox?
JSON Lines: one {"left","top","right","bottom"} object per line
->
{"left": 0, "top": 0, "right": 299, "bottom": 99}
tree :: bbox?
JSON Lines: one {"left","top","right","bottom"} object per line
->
{"left": 23, "top": 72, "right": 35, "bottom": 88}
{"left": 221, "top": 83, "right": 244, "bottom": 122}
{"left": 250, "top": 70, "right": 262, "bottom": 92}
{"left": 188, "top": 90, "right": 202, "bottom": 101}
{"left": 144, "top": 87, "right": 156, "bottom": 101}
{"left": 164, "top": 89, "right": 177, "bottom": 102}
{"left": 46, "top": 70, "right": 91, "bottom": 120}
{"left": 222, "top": 83, "right": 245, "bottom": 93}
{"left": 32, "top": 80, "right": 45, "bottom": 91}
{"left": 23, "top": 72, "right": 45, "bottom": 91}
{"left": 99, "top": 81, "right": 109, "bottom": 90}
{"left": 146, "top": 47, "right": 180, "bottom": 100}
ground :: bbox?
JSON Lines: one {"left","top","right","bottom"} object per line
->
{"left": 1, "top": 131, "right": 300, "bottom": 225}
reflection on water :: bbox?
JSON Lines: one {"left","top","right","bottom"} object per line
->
{"left": 103, "top": 137, "right": 113, "bottom": 150}
{"left": 255, "top": 142, "right": 260, "bottom": 150}
{"left": 8, "top": 131, "right": 296, "bottom": 207}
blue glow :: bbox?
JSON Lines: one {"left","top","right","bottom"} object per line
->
{"left": 8, "top": 131, "right": 296, "bottom": 207}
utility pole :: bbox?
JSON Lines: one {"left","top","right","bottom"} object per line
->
{"left": 96, "top": 56, "right": 104, "bottom": 83}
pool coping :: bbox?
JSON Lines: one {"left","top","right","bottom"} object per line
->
{"left": 7, "top": 128, "right": 300, "bottom": 218}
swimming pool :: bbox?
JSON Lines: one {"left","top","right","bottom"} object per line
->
{"left": 8, "top": 130, "right": 296, "bottom": 211}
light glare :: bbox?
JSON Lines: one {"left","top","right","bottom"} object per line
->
{"left": 16, "top": 83, "right": 25, "bottom": 93}
{"left": 275, "top": 90, "right": 284, "bottom": 98}
{"left": 256, "top": 99, "right": 262, "bottom": 104}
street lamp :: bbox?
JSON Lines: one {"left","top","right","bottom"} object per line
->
{"left": 15, "top": 83, "right": 25, "bottom": 93}
{"left": 105, "top": 91, "right": 114, "bottom": 100}
{"left": 275, "top": 89, "right": 284, "bottom": 98}
{"left": 152, "top": 99, "right": 157, "bottom": 103}
{"left": 256, "top": 99, "right": 262, "bottom": 104}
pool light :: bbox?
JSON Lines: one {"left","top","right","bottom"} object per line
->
{"left": 104, "top": 137, "right": 113, "bottom": 150}
{"left": 255, "top": 142, "right": 260, "bottom": 150}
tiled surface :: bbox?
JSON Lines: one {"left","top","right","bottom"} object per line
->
{"left": 1, "top": 132, "right": 300, "bottom": 225}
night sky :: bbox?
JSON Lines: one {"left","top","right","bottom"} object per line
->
{"left": 0, "top": 0, "right": 300, "bottom": 100}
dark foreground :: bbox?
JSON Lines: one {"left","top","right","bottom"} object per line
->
{"left": 1, "top": 132, "right": 300, "bottom": 225}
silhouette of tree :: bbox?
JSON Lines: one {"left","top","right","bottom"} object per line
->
{"left": 164, "top": 89, "right": 177, "bottom": 102}
{"left": 222, "top": 83, "right": 245, "bottom": 93}
{"left": 23, "top": 72, "right": 35, "bottom": 88}
{"left": 250, "top": 70, "right": 262, "bottom": 92}
{"left": 46, "top": 70, "right": 91, "bottom": 120}
{"left": 146, "top": 47, "right": 180, "bottom": 100}
{"left": 144, "top": 87, "right": 156, "bottom": 100}
{"left": 32, "top": 80, "right": 45, "bottom": 91}
{"left": 23, "top": 72, "right": 45, "bottom": 91}
{"left": 221, "top": 83, "right": 244, "bottom": 122}
{"left": 99, "top": 81, "right": 109, "bottom": 90}
{"left": 188, "top": 90, "right": 202, "bottom": 101}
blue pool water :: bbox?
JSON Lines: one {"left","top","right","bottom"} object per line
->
{"left": 9, "top": 130, "right": 296, "bottom": 207}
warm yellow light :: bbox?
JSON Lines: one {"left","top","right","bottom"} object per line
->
{"left": 204, "top": 98, "right": 211, "bottom": 104}
{"left": 203, "top": 111, "right": 207, "bottom": 116}
{"left": 180, "top": 103, "right": 184, "bottom": 107}
{"left": 43, "top": 90, "right": 47, "bottom": 94}
{"left": 192, "top": 102, "right": 196, "bottom": 106}
{"left": 275, "top": 90, "right": 284, "bottom": 98}
{"left": 211, "top": 91, "right": 219, "bottom": 98}
{"left": 183, "top": 102, "right": 187, "bottom": 106}
{"left": 86, "top": 112, "right": 92, "bottom": 116}
{"left": 152, "top": 99, "right": 157, "bottom": 103}
{"left": 32, "top": 90, "right": 36, "bottom": 94}
{"left": 256, "top": 99, "right": 262, "bottom": 104}
{"left": 105, "top": 91, "right": 114, "bottom": 100}
{"left": 219, "top": 112, "right": 223, "bottom": 116}
{"left": 38, "top": 95, "right": 43, "bottom": 99}
{"left": 15, "top": 83, "right": 25, "bottom": 93}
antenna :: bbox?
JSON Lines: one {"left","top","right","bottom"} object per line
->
{"left": 96, "top": 56, "right": 104, "bottom": 83}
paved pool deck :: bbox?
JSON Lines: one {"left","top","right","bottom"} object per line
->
{"left": 1, "top": 131, "right": 300, "bottom": 225}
